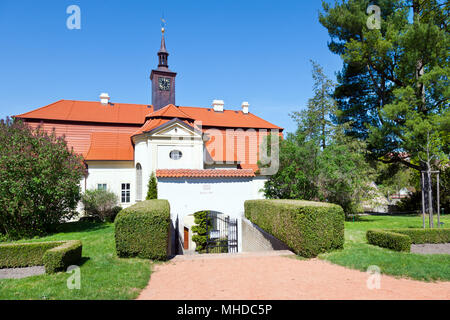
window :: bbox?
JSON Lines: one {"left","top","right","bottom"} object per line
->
{"left": 121, "top": 183, "right": 130, "bottom": 203}
{"left": 169, "top": 150, "right": 182, "bottom": 160}
{"left": 97, "top": 184, "right": 107, "bottom": 191}
{"left": 136, "top": 163, "right": 142, "bottom": 201}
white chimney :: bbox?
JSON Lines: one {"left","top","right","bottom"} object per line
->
{"left": 212, "top": 99, "right": 224, "bottom": 112}
{"left": 100, "top": 93, "right": 110, "bottom": 105}
{"left": 242, "top": 101, "right": 249, "bottom": 114}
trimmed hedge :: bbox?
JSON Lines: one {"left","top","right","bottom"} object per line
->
{"left": 115, "top": 200, "right": 170, "bottom": 260}
{"left": 367, "top": 228, "right": 450, "bottom": 252}
{"left": 0, "top": 240, "right": 82, "bottom": 273}
{"left": 387, "top": 228, "right": 450, "bottom": 244}
{"left": 366, "top": 230, "right": 411, "bottom": 252}
{"left": 245, "top": 199, "right": 345, "bottom": 258}
{"left": 43, "top": 240, "right": 83, "bottom": 273}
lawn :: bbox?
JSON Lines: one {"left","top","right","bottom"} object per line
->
{"left": 0, "top": 221, "right": 152, "bottom": 300}
{"left": 319, "top": 214, "right": 450, "bottom": 282}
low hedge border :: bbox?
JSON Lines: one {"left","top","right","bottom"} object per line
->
{"left": 115, "top": 199, "right": 170, "bottom": 260}
{"left": 245, "top": 199, "right": 345, "bottom": 258}
{"left": 366, "top": 230, "right": 411, "bottom": 252}
{"left": 0, "top": 240, "right": 82, "bottom": 274}
{"left": 366, "top": 228, "right": 450, "bottom": 252}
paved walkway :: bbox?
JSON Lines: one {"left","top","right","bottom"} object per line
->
{"left": 137, "top": 251, "right": 450, "bottom": 300}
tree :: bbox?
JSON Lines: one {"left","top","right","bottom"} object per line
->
{"left": 191, "top": 210, "right": 211, "bottom": 252}
{"left": 262, "top": 62, "right": 375, "bottom": 217}
{"left": 81, "top": 189, "right": 121, "bottom": 222}
{"left": 319, "top": 0, "right": 449, "bottom": 219}
{"left": 291, "top": 60, "right": 337, "bottom": 149}
{"left": 0, "top": 118, "right": 86, "bottom": 239}
{"left": 146, "top": 172, "right": 158, "bottom": 200}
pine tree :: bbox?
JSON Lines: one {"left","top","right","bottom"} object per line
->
{"left": 146, "top": 172, "right": 158, "bottom": 200}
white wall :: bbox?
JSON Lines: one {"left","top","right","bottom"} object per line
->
{"left": 85, "top": 160, "right": 136, "bottom": 208}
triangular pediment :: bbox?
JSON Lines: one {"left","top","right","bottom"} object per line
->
{"left": 150, "top": 118, "right": 201, "bottom": 138}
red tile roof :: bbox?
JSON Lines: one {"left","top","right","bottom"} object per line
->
{"left": 16, "top": 100, "right": 151, "bottom": 124}
{"left": 16, "top": 100, "right": 283, "bottom": 170}
{"left": 156, "top": 169, "right": 255, "bottom": 178}
{"left": 15, "top": 100, "right": 282, "bottom": 130}
{"left": 85, "top": 132, "right": 134, "bottom": 161}
{"left": 145, "top": 104, "right": 194, "bottom": 120}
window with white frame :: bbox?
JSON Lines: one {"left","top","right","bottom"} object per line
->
{"left": 97, "top": 183, "right": 107, "bottom": 191}
{"left": 121, "top": 183, "right": 130, "bottom": 203}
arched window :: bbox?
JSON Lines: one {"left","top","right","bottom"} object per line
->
{"left": 136, "top": 163, "right": 142, "bottom": 201}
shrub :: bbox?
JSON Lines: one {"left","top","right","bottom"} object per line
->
{"left": 0, "top": 118, "right": 86, "bottom": 239}
{"left": 245, "top": 199, "right": 345, "bottom": 258}
{"left": 81, "top": 189, "right": 120, "bottom": 222}
{"left": 367, "top": 228, "right": 450, "bottom": 252}
{"left": 115, "top": 200, "right": 170, "bottom": 260}
{"left": 366, "top": 230, "right": 411, "bottom": 252}
{"left": 388, "top": 228, "right": 450, "bottom": 244}
{"left": 43, "top": 240, "right": 83, "bottom": 273}
{"left": 191, "top": 211, "right": 211, "bottom": 252}
{"left": 146, "top": 172, "right": 158, "bottom": 200}
{"left": 0, "top": 240, "right": 82, "bottom": 273}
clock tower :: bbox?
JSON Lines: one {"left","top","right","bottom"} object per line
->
{"left": 150, "top": 27, "right": 177, "bottom": 111}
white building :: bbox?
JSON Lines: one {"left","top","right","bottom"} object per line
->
{"left": 16, "top": 29, "right": 283, "bottom": 254}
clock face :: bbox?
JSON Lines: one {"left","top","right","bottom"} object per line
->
{"left": 158, "top": 77, "right": 171, "bottom": 91}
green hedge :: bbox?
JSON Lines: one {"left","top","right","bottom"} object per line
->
{"left": 245, "top": 199, "right": 345, "bottom": 258}
{"left": 367, "top": 228, "right": 450, "bottom": 252}
{"left": 115, "top": 200, "right": 170, "bottom": 260}
{"left": 366, "top": 230, "right": 411, "bottom": 252}
{"left": 387, "top": 228, "right": 450, "bottom": 244}
{"left": 43, "top": 240, "right": 83, "bottom": 273}
{"left": 0, "top": 240, "right": 82, "bottom": 273}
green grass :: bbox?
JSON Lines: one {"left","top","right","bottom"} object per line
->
{"left": 0, "top": 221, "right": 152, "bottom": 300}
{"left": 319, "top": 214, "right": 450, "bottom": 282}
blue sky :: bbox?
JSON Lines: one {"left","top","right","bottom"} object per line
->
{"left": 0, "top": 0, "right": 342, "bottom": 134}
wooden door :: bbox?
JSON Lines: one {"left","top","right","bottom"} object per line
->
{"left": 183, "top": 227, "right": 189, "bottom": 250}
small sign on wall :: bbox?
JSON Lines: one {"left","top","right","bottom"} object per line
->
{"left": 200, "top": 184, "right": 212, "bottom": 195}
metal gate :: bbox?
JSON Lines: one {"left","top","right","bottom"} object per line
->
{"left": 206, "top": 212, "right": 238, "bottom": 253}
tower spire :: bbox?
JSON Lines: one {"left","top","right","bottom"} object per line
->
{"left": 158, "top": 19, "right": 169, "bottom": 70}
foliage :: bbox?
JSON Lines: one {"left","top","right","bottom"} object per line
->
{"left": 191, "top": 211, "right": 211, "bottom": 252}
{"left": 318, "top": 133, "right": 376, "bottom": 216}
{"left": 386, "top": 228, "right": 450, "bottom": 244}
{"left": 0, "top": 118, "right": 86, "bottom": 239}
{"left": 146, "top": 172, "right": 158, "bottom": 200}
{"left": 366, "top": 230, "right": 411, "bottom": 252}
{"left": 0, "top": 242, "right": 60, "bottom": 268}
{"left": 374, "top": 162, "right": 414, "bottom": 200}
{"left": 114, "top": 200, "right": 170, "bottom": 260}
{"left": 0, "top": 222, "right": 152, "bottom": 299}
{"left": 0, "top": 240, "right": 82, "bottom": 273}
{"left": 321, "top": 214, "right": 450, "bottom": 281}
{"left": 81, "top": 189, "right": 121, "bottom": 222}
{"left": 262, "top": 61, "right": 375, "bottom": 217}
{"left": 245, "top": 200, "right": 345, "bottom": 258}
{"left": 42, "top": 240, "right": 82, "bottom": 274}
{"left": 291, "top": 60, "right": 337, "bottom": 149}
{"left": 319, "top": 0, "right": 449, "bottom": 172}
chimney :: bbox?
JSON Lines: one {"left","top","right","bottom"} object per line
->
{"left": 100, "top": 93, "right": 110, "bottom": 105}
{"left": 242, "top": 101, "right": 249, "bottom": 114}
{"left": 212, "top": 99, "right": 224, "bottom": 112}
